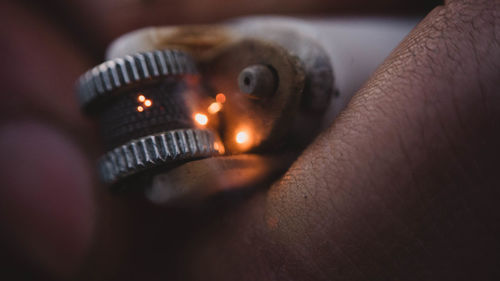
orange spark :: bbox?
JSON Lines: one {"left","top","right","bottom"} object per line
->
{"left": 137, "top": 94, "right": 146, "bottom": 102}
{"left": 137, "top": 106, "right": 144, "bottom": 112}
{"left": 207, "top": 102, "right": 222, "bottom": 114}
{"left": 216, "top": 93, "right": 226, "bottom": 103}
{"left": 236, "top": 131, "right": 249, "bottom": 144}
{"left": 194, "top": 113, "right": 208, "bottom": 126}
{"left": 214, "top": 142, "right": 225, "bottom": 154}
{"left": 144, "top": 99, "right": 152, "bottom": 107}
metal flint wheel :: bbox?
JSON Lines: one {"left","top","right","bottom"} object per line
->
{"left": 76, "top": 49, "right": 198, "bottom": 108}
{"left": 99, "top": 129, "right": 220, "bottom": 184}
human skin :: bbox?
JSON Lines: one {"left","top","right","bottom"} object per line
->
{"left": 1, "top": 0, "right": 499, "bottom": 280}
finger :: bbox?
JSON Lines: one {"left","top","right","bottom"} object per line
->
{"left": 0, "top": 121, "right": 94, "bottom": 279}
{"left": 173, "top": 1, "right": 500, "bottom": 279}
{"left": 267, "top": 0, "right": 500, "bottom": 278}
{"left": 0, "top": 1, "right": 97, "bottom": 279}
{"left": 0, "top": 1, "right": 93, "bottom": 139}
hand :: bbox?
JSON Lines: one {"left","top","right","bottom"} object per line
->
{"left": 1, "top": 0, "right": 499, "bottom": 280}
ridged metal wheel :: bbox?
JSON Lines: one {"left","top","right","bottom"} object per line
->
{"left": 99, "top": 129, "right": 219, "bottom": 184}
{"left": 76, "top": 49, "right": 221, "bottom": 186}
{"left": 76, "top": 49, "right": 197, "bottom": 108}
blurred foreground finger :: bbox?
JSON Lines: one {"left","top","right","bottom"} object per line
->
{"left": 0, "top": 121, "right": 94, "bottom": 279}
{"left": 0, "top": 1, "right": 92, "bottom": 137}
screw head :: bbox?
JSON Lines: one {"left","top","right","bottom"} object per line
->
{"left": 237, "top": 64, "right": 277, "bottom": 98}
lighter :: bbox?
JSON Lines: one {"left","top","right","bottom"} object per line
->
{"left": 77, "top": 16, "right": 418, "bottom": 204}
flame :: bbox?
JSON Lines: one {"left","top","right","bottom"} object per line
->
{"left": 194, "top": 113, "right": 208, "bottom": 126}
{"left": 208, "top": 102, "right": 222, "bottom": 114}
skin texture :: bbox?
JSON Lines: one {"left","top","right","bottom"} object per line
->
{"left": 1, "top": 0, "right": 500, "bottom": 280}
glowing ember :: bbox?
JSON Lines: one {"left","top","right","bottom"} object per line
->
{"left": 144, "top": 99, "right": 152, "bottom": 107}
{"left": 194, "top": 113, "right": 208, "bottom": 126}
{"left": 137, "top": 94, "right": 146, "bottom": 102}
{"left": 236, "top": 131, "right": 249, "bottom": 144}
{"left": 214, "top": 142, "right": 225, "bottom": 154}
{"left": 137, "top": 106, "right": 144, "bottom": 112}
{"left": 216, "top": 93, "right": 226, "bottom": 103}
{"left": 208, "top": 102, "right": 222, "bottom": 114}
